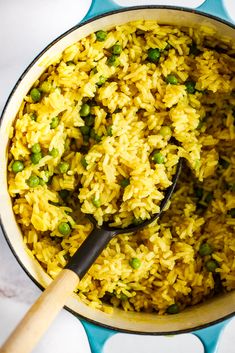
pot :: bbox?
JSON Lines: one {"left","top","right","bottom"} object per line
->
{"left": 0, "top": 2, "right": 234, "bottom": 353}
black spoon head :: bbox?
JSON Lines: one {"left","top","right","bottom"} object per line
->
{"left": 67, "top": 159, "right": 182, "bottom": 278}
{"left": 87, "top": 158, "right": 183, "bottom": 235}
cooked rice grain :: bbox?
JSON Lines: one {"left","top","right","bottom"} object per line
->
{"left": 8, "top": 21, "right": 235, "bottom": 314}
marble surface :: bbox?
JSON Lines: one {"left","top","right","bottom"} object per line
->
{"left": 0, "top": 0, "right": 92, "bottom": 114}
{"left": 0, "top": 0, "right": 93, "bottom": 350}
{"left": 0, "top": 230, "right": 39, "bottom": 304}
{"left": 0, "top": 0, "right": 93, "bottom": 304}
{"left": 0, "top": 297, "right": 91, "bottom": 353}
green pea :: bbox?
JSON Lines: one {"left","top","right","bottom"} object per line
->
{"left": 226, "top": 183, "right": 235, "bottom": 192}
{"left": 159, "top": 126, "right": 171, "bottom": 137}
{"left": 84, "top": 115, "right": 95, "bottom": 127}
{"left": 129, "top": 257, "right": 141, "bottom": 269}
{"left": 80, "top": 125, "right": 90, "bottom": 135}
{"left": 97, "top": 75, "right": 107, "bottom": 86}
{"left": 229, "top": 208, "right": 235, "bottom": 218}
{"left": 185, "top": 80, "right": 196, "bottom": 94}
{"left": 81, "top": 156, "right": 88, "bottom": 169}
{"left": 107, "top": 125, "right": 113, "bottom": 136}
{"left": 80, "top": 103, "right": 90, "bottom": 117}
{"left": 197, "top": 120, "right": 204, "bottom": 130}
{"left": 95, "top": 134, "right": 102, "bottom": 142}
{"left": 12, "top": 160, "right": 24, "bottom": 173}
{"left": 219, "top": 157, "right": 230, "bottom": 169}
{"left": 189, "top": 41, "right": 200, "bottom": 56}
{"left": 119, "top": 293, "right": 128, "bottom": 301}
{"left": 107, "top": 55, "right": 120, "bottom": 67}
{"left": 30, "top": 88, "right": 41, "bottom": 103}
{"left": 59, "top": 189, "right": 70, "bottom": 200}
{"left": 206, "top": 260, "right": 219, "bottom": 273}
{"left": 165, "top": 74, "right": 178, "bottom": 85}
{"left": 39, "top": 178, "right": 45, "bottom": 186}
{"left": 194, "top": 187, "right": 203, "bottom": 199}
{"left": 40, "top": 81, "right": 51, "bottom": 94}
{"left": 199, "top": 243, "right": 213, "bottom": 256}
{"left": 147, "top": 48, "right": 161, "bottom": 63}
{"left": 120, "top": 178, "right": 130, "bottom": 188}
{"left": 132, "top": 218, "right": 143, "bottom": 226}
{"left": 50, "top": 116, "right": 59, "bottom": 129}
{"left": 90, "top": 129, "right": 96, "bottom": 139}
{"left": 152, "top": 151, "right": 164, "bottom": 164}
{"left": 58, "top": 222, "right": 71, "bottom": 236}
{"left": 205, "top": 192, "right": 213, "bottom": 203}
{"left": 95, "top": 30, "right": 107, "bottom": 42}
{"left": 112, "top": 44, "right": 122, "bottom": 55}
{"left": 83, "top": 134, "right": 90, "bottom": 144}
{"left": 49, "top": 148, "right": 59, "bottom": 158}
{"left": 92, "top": 197, "right": 101, "bottom": 208}
{"left": 166, "top": 303, "right": 180, "bottom": 314}
{"left": 31, "top": 143, "right": 41, "bottom": 154}
{"left": 30, "top": 152, "right": 43, "bottom": 164}
{"left": 27, "top": 175, "right": 40, "bottom": 187}
{"left": 30, "top": 113, "right": 37, "bottom": 121}
{"left": 90, "top": 129, "right": 101, "bottom": 142}
{"left": 58, "top": 162, "right": 70, "bottom": 174}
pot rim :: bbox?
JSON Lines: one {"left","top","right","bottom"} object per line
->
{"left": 1, "top": 5, "right": 235, "bottom": 335}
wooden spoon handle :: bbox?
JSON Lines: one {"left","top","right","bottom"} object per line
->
{"left": 0, "top": 269, "right": 79, "bottom": 353}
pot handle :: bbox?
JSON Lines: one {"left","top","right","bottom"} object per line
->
{"left": 82, "top": 0, "right": 123, "bottom": 22}
{"left": 197, "top": 0, "right": 230, "bottom": 22}
{"left": 193, "top": 318, "right": 231, "bottom": 353}
{"left": 82, "top": 321, "right": 115, "bottom": 353}
{"left": 83, "top": 0, "right": 230, "bottom": 23}
{"left": 82, "top": 319, "right": 231, "bottom": 353}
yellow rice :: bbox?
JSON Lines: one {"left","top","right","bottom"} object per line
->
{"left": 8, "top": 21, "right": 235, "bottom": 314}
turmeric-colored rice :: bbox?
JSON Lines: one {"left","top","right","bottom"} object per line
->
{"left": 8, "top": 21, "right": 235, "bottom": 314}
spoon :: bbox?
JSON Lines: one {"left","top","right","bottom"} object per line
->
{"left": 0, "top": 159, "right": 182, "bottom": 353}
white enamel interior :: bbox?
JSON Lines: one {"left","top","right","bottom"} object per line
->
{"left": 0, "top": 8, "right": 235, "bottom": 333}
